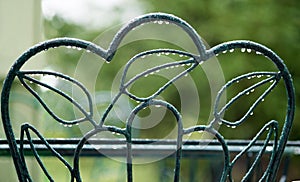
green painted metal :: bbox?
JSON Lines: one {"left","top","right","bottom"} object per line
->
{"left": 1, "top": 13, "right": 295, "bottom": 181}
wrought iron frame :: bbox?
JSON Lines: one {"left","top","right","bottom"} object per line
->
{"left": 1, "top": 13, "right": 295, "bottom": 181}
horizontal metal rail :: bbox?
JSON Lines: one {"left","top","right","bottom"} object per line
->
{"left": 1, "top": 139, "right": 299, "bottom": 157}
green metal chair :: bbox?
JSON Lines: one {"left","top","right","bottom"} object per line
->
{"left": 1, "top": 13, "right": 295, "bottom": 181}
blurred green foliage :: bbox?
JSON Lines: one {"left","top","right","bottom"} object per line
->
{"left": 3, "top": 0, "right": 299, "bottom": 181}
{"left": 42, "top": 0, "right": 299, "bottom": 139}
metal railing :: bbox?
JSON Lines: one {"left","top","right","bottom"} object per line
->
{"left": 1, "top": 13, "right": 296, "bottom": 182}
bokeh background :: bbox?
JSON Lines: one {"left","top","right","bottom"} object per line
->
{"left": 0, "top": 0, "right": 299, "bottom": 181}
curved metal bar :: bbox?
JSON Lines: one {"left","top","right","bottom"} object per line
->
{"left": 107, "top": 12, "right": 207, "bottom": 61}
{"left": 72, "top": 126, "right": 126, "bottom": 182}
{"left": 125, "top": 99, "right": 183, "bottom": 182}
{"left": 184, "top": 126, "right": 230, "bottom": 182}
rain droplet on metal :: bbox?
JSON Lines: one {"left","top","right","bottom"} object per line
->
{"left": 241, "top": 48, "right": 246, "bottom": 52}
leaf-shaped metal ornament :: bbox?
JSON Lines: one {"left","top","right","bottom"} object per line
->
{"left": 213, "top": 71, "right": 281, "bottom": 127}
{"left": 16, "top": 71, "right": 96, "bottom": 127}
{"left": 19, "top": 123, "right": 73, "bottom": 181}
{"left": 120, "top": 49, "right": 199, "bottom": 102}
{"left": 230, "top": 120, "right": 278, "bottom": 181}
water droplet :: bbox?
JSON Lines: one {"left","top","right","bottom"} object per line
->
{"left": 226, "top": 125, "right": 231, "bottom": 128}
{"left": 75, "top": 123, "right": 79, "bottom": 126}
{"left": 266, "top": 127, "right": 269, "bottom": 130}
{"left": 63, "top": 124, "right": 68, "bottom": 127}
{"left": 257, "top": 75, "right": 262, "bottom": 78}
{"left": 155, "top": 70, "right": 160, "bottom": 73}
{"left": 157, "top": 53, "right": 161, "bottom": 56}
{"left": 165, "top": 52, "right": 170, "bottom": 55}
{"left": 112, "top": 132, "right": 116, "bottom": 135}
{"left": 250, "top": 89, "right": 255, "bottom": 92}
{"left": 172, "top": 53, "right": 176, "bottom": 55}
{"left": 144, "top": 74, "right": 149, "bottom": 77}
{"left": 157, "top": 20, "right": 163, "bottom": 24}
{"left": 179, "top": 54, "right": 183, "bottom": 57}
{"left": 241, "top": 48, "right": 246, "bottom": 52}
{"left": 222, "top": 50, "right": 227, "bottom": 54}
{"left": 250, "top": 112, "right": 254, "bottom": 116}
{"left": 246, "top": 92, "right": 250, "bottom": 95}
{"left": 270, "top": 80, "right": 274, "bottom": 83}
{"left": 136, "top": 100, "right": 141, "bottom": 104}
{"left": 67, "top": 46, "right": 72, "bottom": 49}
{"left": 255, "top": 51, "right": 262, "bottom": 55}
{"left": 229, "top": 49, "right": 234, "bottom": 53}
{"left": 246, "top": 49, "right": 252, "bottom": 53}
{"left": 184, "top": 73, "right": 188, "bottom": 77}
{"left": 155, "top": 105, "right": 161, "bottom": 108}
{"left": 29, "top": 81, "right": 33, "bottom": 84}
{"left": 165, "top": 21, "right": 170, "bottom": 25}
{"left": 165, "top": 67, "right": 169, "bottom": 70}
{"left": 218, "top": 121, "right": 222, "bottom": 125}
{"left": 215, "top": 54, "right": 219, "bottom": 57}
{"left": 150, "top": 72, "right": 154, "bottom": 75}
{"left": 266, "top": 146, "right": 273, "bottom": 152}
{"left": 231, "top": 126, "right": 236, "bottom": 129}
{"left": 86, "top": 50, "right": 91, "bottom": 53}
{"left": 116, "top": 133, "right": 121, "bottom": 136}
{"left": 77, "top": 47, "right": 82, "bottom": 51}
{"left": 236, "top": 80, "right": 239, "bottom": 83}
{"left": 175, "top": 65, "right": 179, "bottom": 68}
{"left": 247, "top": 77, "right": 251, "bottom": 79}
{"left": 141, "top": 55, "right": 146, "bottom": 59}
{"left": 261, "top": 98, "right": 265, "bottom": 102}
